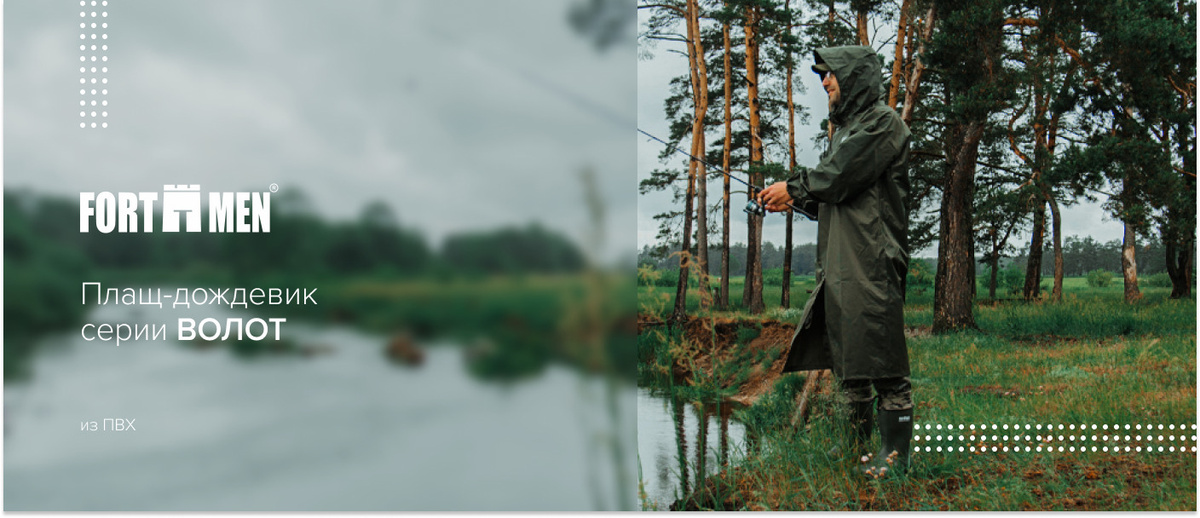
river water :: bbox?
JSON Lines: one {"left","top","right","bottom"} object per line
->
{"left": 636, "top": 388, "right": 747, "bottom": 510}
{"left": 5, "top": 304, "right": 635, "bottom": 511}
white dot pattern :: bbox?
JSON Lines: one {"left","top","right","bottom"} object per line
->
{"left": 911, "top": 423, "right": 1198, "bottom": 455}
{"left": 79, "top": 2, "right": 109, "bottom": 128}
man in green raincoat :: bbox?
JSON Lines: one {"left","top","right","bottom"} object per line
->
{"left": 758, "top": 45, "right": 912, "bottom": 476}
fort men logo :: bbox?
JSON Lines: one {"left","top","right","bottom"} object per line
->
{"left": 80, "top": 184, "right": 271, "bottom": 233}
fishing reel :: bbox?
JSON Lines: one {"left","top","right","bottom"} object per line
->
{"left": 744, "top": 195, "right": 817, "bottom": 221}
{"left": 744, "top": 198, "right": 766, "bottom": 216}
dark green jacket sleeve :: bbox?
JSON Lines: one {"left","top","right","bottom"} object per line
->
{"left": 788, "top": 109, "right": 902, "bottom": 204}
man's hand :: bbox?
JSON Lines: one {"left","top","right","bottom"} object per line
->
{"left": 757, "top": 181, "right": 793, "bottom": 212}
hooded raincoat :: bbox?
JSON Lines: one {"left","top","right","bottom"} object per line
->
{"left": 781, "top": 46, "right": 911, "bottom": 380}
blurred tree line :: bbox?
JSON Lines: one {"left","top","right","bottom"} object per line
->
{"left": 5, "top": 194, "right": 92, "bottom": 379}
{"left": 639, "top": 234, "right": 1163, "bottom": 281}
{"left": 1009, "top": 235, "right": 1167, "bottom": 278}
{"left": 6, "top": 188, "right": 584, "bottom": 281}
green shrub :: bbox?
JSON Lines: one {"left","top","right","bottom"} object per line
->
{"left": 762, "top": 267, "right": 783, "bottom": 286}
{"left": 762, "top": 267, "right": 810, "bottom": 287}
{"left": 1086, "top": 269, "right": 1115, "bottom": 288}
{"left": 652, "top": 272, "right": 677, "bottom": 287}
{"left": 907, "top": 258, "right": 934, "bottom": 289}
{"left": 1146, "top": 272, "right": 1172, "bottom": 288}
{"left": 977, "top": 263, "right": 1024, "bottom": 295}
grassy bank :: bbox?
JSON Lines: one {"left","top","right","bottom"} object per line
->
{"left": 639, "top": 277, "right": 1196, "bottom": 510}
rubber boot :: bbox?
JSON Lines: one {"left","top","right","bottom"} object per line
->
{"left": 862, "top": 407, "right": 912, "bottom": 478}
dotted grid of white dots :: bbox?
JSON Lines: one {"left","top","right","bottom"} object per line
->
{"left": 909, "top": 423, "right": 1198, "bottom": 454}
{"left": 78, "top": 1, "right": 109, "bottom": 129}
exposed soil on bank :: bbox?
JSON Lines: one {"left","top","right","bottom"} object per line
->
{"left": 640, "top": 316, "right": 797, "bottom": 406}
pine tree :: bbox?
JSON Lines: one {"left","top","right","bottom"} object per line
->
{"left": 927, "top": 0, "right": 1015, "bottom": 331}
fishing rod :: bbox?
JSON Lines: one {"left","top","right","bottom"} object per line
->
{"left": 637, "top": 128, "right": 816, "bottom": 222}
{"left": 428, "top": 29, "right": 815, "bottom": 222}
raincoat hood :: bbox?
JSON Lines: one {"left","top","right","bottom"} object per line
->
{"left": 814, "top": 46, "right": 885, "bottom": 126}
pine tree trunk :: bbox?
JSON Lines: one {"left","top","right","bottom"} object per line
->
{"left": 1030, "top": 65, "right": 1064, "bottom": 303}
{"left": 856, "top": 8, "right": 869, "bottom": 45}
{"left": 888, "top": 0, "right": 910, "bottom": 109}
{"left": 932, "top": 119, "right": 984, "bottom": 332}
{"left": 900, "top": 5, "right": 935, "bottom": 126}
{"left": 742, "top": 4, "right": 764, "bottom": 314}
{"left": 1047, "top": 191, "right": 1064, "bottom": 302}
{"left": 1165, "top": 222, "right": 1194, "bottom": 299}
{"left": 1023, "top": 199, "right": 1045, "bottom": 299}
{"left": 719, "top": 12, "right": 733, "bottom": 310}
{"left": 672, "top": 0, "right": 703, "bottom": 322}
{"left": 970, "top": 235, "right": 978, "bottom": 301}
{"left": 1165, "top": 230, "right": 1181, "bottom": 296}
{"left": 782, "top": 0, "right": 796, "bottom": 309}
{"left": 783, "top": 214, "right": 793, "bottom": 308}
{"left": 687, "top": 0, "right": 711, "bottom": 310}
{"left": 672, "top": 163, "right": 695, "bottom": 322}
{"left": 1167, "top": 115, "right": 1195, "bottom": 299}
{"left": 1121, "top": 220, "right": 1142, "bottom": 303}
{"left": 1175, "top": 238, "right": 1194, "bottom": 298}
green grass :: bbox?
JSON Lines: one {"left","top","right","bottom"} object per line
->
{"left": 641, "top": 277, "right": 1197, "bottom": 510}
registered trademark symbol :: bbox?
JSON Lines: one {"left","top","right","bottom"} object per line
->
{"left": 269, "top": 183, "right": 279, "bottom": 193}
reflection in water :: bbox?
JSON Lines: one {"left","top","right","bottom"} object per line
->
{"left": 5, "top": 304, "right": 635, "bottom": 511}
{"left": 638, "top": 389, "right": 745, "bottom": 510}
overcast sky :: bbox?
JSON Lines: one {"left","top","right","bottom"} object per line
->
{"left": 0, "top": 1, "right": 1138, "bottom": 265}
{"left": 636, "top": 9, "right": 1127, "bottom": 258}
{"left": 5, "top": 0, "right": 636, "bottom": 263}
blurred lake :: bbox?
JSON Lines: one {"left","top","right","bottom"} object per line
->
{"left": 5, "top": 302, "right": 634, "bottom": 511}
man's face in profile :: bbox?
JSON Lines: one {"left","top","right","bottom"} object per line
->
{"left": 823, "top": 71, "right": 840, "bottom": 107}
